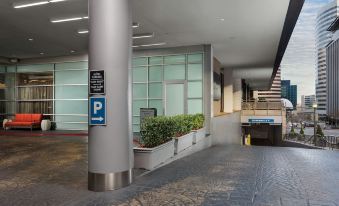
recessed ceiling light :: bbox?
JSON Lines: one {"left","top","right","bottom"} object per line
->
{"left": 70, "top": 50, "right": 75, "bottom": 53}
{"left": 78, "top": 29, "right": 89, "bottom": 34}
{"left": 218, "top": 18, "right": 225, "bottom": 21}
{"left": 28, "top": 38, "right": 34, "bottom": 41}
{"left": 40, "top": 52, "right": 45, "bottom": 55}
{"left": 132, "top": 22, "right": 140, "bottom": 28}
{"left": 132, "top": 42, "right": 166, "bottom": 48}
{"left": 13, "top": 0, "right": 66, "bottom": 9}
{"left": 51, "top": 17, "right": 86, "bottom": 23}
{"left": 133, "top": 33, "right": 154, "bottom": 39}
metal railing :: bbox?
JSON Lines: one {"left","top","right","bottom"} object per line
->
{"left": 284, "top": 133, "right": 339, "bottom": 150}
{"left": 241, "top": 101, "right": 285, "bottom": 116}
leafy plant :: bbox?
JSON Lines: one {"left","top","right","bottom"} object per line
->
{"left": 173, "top": 115, "right": 193, "bottom": 137}
{"left": 140, "top": 116, "right": 176, "bottom": 148}
{"left": 300, "top": 127, "right": 304, "bottom": 135}
{"left": 191, "top": 114, "right": 205, "bottom": 130}
{"left": 316, "top": 124, "right": 324, "bottom": 137}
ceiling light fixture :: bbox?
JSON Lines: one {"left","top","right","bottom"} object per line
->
{"left": 132, "top": 42, "right": 166, "bottom": 48}
{"left": 28, "top": 38, "right": 34, "bottom": 41}
{"left": 40, "top": 52, "right": 45, "bottom": 55}
{"left": 51, "top": 17, "right": 86, "bottom": 23}
{"left": 78, "top": 29, "right": 89, "bottom": 34}
{"left": 13, "top": 0, "right": 66, "bottom": 9}
{"left": 132, "top": 22, "right": 140, "bottom": 28}
{"left": 70, "top": 50, "right": 75, "bottom": 53}
{"left": 133, "top": 33, "right": 154, "bottom": 39}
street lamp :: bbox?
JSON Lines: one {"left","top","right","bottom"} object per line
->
{"left": 313, "top": 103, "right": 318, "bottom": 144}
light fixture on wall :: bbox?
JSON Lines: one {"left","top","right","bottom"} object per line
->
{"left": 51, "top": 16, "right": 87, "bottom": 23}
{"left": 13, "top": 0, "right": 67, "bottom": 9}
{"left": 78, "top": 29, "right": 89, "bottom": 34}
{"left": 133, "top": 33, "right": 154, "bottom": 39}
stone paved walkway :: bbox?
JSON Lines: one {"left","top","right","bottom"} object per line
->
{"left": 0, "top": 135, "right": 339, "bottom": 205}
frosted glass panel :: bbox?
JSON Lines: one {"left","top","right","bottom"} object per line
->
{"left": 188, "top": 53, "right": 203, "bottom": 63}
{"left": 149, "top": 99, "right": 163, "bottom": 115}
{"left": 133, "top": 83, "right": 147, "bottom": 98}
{"left": 133, "top": 57, "right": 148, "bottom": 67}
{"left": 55, "top": 115, "right": 88, "bottom": 122}
{"left": 133, "top": 124, "right": 140, "bottom": 133}
{"left": 55, "top": 85, "right": 88, "bottom": 99}
{"left": 133, "top": 117, "right": 140, "bottom": 124}
{"left": 164, "top": 55, "right": 186, "bottom": 64}
{"left": 164, "top": 65, "right": 185, "bottom": 80}
{"left": 4, "top": 73, "right": 15, "bottom": 100}
{"left": 149, "top": 56, "right": 163, "bottom": 65}
{"left": 149, "top": 83, "right": 162, "bottom": 98}
{"left": 149, "top": 66, "right": 162, "bottom": 82}
{"left": 188, "top": 64, "right": 203, "bottom": 80}
{"left": 133, "top": 67, "right": 148, "bottom": 82}
{"left": 188, "top": 99, "right": 203, "bottom": 114}
{"left": 133, "top": 100, "right": 147, "bottom": 116}
{"left": 55, "top": 100, "right": 88, "bottom": 114}
{"left": 56, "top": 123, "right": 88, "bottom": 130}
{"left": 6, "top": 66, "right": 16, "bottom": 73}
{"left": 0, "top": 66, "right": 5, "bottom": 72}
{"left": 55, "top": 62, "right": 88, "bottom": 70}
{"left": 55, "top": 70, "right": 88, "bottom": 84}
{"left": 17, "top": 64, "right": 54, "bottom": 73}
{"left": 165, "top": 83, "right": 184, "bottom": 115}
{"left": 188, "top": 81, "right": 203, "bottom": 98}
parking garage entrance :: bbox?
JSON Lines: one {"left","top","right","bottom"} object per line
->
{"left": 242, "top": 123, "right": 283, "bottom": 146}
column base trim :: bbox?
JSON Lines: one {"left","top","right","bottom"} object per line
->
{"left": 88, "top": 170, "right": 132, "bottom": 192}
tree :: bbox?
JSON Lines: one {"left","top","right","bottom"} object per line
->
{"left": 316, "top": 125, "right": 324, "bottom": 137}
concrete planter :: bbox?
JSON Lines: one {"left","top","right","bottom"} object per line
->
{"left": 133, "top": 139, "right": 175, "bottom": 170}
{"left": 192, "top": 127, "right": 206, "bottom": 144}
{"left": 174, "top": 132, "right": 194, "bottom": 154}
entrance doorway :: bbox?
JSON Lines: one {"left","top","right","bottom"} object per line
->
{"left": 165, "top": 82, "right": 185, "bottom": 116}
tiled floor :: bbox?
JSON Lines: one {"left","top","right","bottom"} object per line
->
{"left": 0, "top": 134, "right": 339, "bottom": 206}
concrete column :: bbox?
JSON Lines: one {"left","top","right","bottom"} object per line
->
{"left": 223, "top": 68, "right": 233, "bottom": 113}
{"left": 88, "top": 0, "right": 133, "bottom": 191}
{"left": 233, "top": 78, "right": 242, "bottom": 111}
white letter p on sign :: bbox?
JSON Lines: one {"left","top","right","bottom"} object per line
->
{"left": 94, "top": 101, "right": 102, "bottom": 114}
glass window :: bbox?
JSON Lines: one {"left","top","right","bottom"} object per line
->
{"left": 0, "top": 66, "right": 6, "bottom": 73}
{"left": 55, "top": 85, "right": 88, "bottom": 99}
{"left": 55, "top": 70, "right": 88, "bottom": 85}
{"left": 133, "top": 116, "right": 140, "bottom": 124}
{"left": 164, "top": 65, "right": 185, "bottom": 80}
{"left": 55, "top": 62, "right": 88, "bottom": 71}
{"left": 132, "top": 57, "right": 148, "bottom": 67}
{"left": 149, "top": 99, "right": 163, "bottom": 115}
{"left": 188, "top": 64, "right": 203, "bottom": 80}
{"left": 133, "top": 83, "right": 147, "bottom": 99}
{"left": 164, "top": 55, "right": 186, "bottom": 64}
{"left": 149, "top": 83, "right": 162, "bottom": 98}
{"left": 188, "top": 81, "right": 203, "bottom": 98}
{"left": 132, "top": 67, "right": 148, "bottom": 82}
{"left": 6, "top": 66, "right": 16, "bottom": 73}
{"left": 149, "top": 66, "right": 162, "bottom": 82}
{"left": 133, "top": 124, "right": 140, "bottom": 133}
{"left": 188, "top": 53, "right": 203, "bottom": 63}
{"left": 55, "top": 100, "right": 88, "bottom": 114}
{"left": 17, "top": 101, "right": 53, "bottom": 114}
{"left": 149, "top": 56, "right": 163, "bottom": 65}
{"left": 133, "top": 100, "right": 147, "bottom": 116}
{"left": 188, "top": 99, "right": 203, "bottom": 114}
{"left": 17, "top": 64, "right": 54, "bottom": 73}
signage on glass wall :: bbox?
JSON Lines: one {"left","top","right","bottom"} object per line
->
{"left": 90, "top": 97, "right": 106, "bottom": 126}
{"left": 89, "top": 70, "right": 105, "bottom": 94}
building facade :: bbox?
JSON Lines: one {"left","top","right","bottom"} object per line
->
{"left": 281, "top": 80, "right": 297, "bottom": 110}
{"left": 316, "top": 0, "right": 339, "bottom": 115}
{"left": 254, "top": 68, "right": 281, "bottom": 102}
{"left": 327, "top": 17, "right": 339, "bottom": 127}
{"left": 301, "top": 95, "right": 316, "bottom": 109}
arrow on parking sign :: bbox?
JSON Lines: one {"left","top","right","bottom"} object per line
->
{"left": 91, "top": 117, "right": 104, "bottom": 121}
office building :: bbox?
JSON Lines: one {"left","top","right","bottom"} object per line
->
{"left": 301, "top": 95, "right": 316, "bottom": 109}
{"left": 281, "top": 80, "right": 297, "bottom": 109}
{"left": 254, "top": 68, "right": 281, "bottom": 102}
{"left": 315, "top": 0, "right": 339, "bottom": 115}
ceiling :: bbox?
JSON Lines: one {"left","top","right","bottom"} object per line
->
{"left": 0, "top": 0, "right": 303, "bottom": 89}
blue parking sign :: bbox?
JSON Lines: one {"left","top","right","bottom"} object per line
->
{"left": 90, "top": 97, "right": 106, "bottom": 126}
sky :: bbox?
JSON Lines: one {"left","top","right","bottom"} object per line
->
{"left": 280, "top": 0, "right": 332, "bottom": 104}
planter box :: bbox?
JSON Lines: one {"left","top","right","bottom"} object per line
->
{"left": 133, "top": 139, "right": 175, "bottom": 170}
{"left": 174, "top": 132, "right": 194, "bottom": 154}
{"left": 192, "top": 127, "right": 206, "bottom": 144}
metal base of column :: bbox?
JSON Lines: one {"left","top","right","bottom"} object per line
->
{"left": 88, "top": 170, "right": 132, "bottom": 192}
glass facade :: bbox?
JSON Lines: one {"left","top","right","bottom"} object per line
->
{"left": 132, "top": 53, "right": 204, "bottom": 133}
{"left": 0, "top": 62, "right": 88, "bottom": 130}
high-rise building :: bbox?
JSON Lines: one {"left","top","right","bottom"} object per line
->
{"left": 281, "top": 80, "right": 297, "bottom": 109}
{"left": 253, "top": 68, "right": 281, "bottom": 102}
{"left": 326, "top": 16, "right": 339, "bottom": 126}
{"left": 301, "top": 95, "right": 316, "bottom": 109}
{"left": 316, "top": 0, "right": 339, "bottom": 115}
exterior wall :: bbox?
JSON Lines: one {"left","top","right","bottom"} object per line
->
{"left": 211, "top": 111, "right": 242, "bottom": 145}
{"left": 326, "top": 38, "right": 339, "bottom": 126}
{"left": 233, "top": 78, "right": 242, "bottom": 111}
{"left": 316, "top": 1, "right": 339, "bottom": 114}
{"left": 223, "top": 68, "right": 233, "bottom": 113}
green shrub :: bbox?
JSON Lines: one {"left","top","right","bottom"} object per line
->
{"left": 191, "top": 114, "right": 205, "bottom": 130}
{"left": 316, "top": 124, "right": 324, "bottom": 137}
{"left": 140, "top": 116, "right": 176, "bottom": 148}
{"left": 173, "top": 115, "right": 194, "bottom": 137}
{"left": 300, "top": 127, "right": 304, "bottom": 135}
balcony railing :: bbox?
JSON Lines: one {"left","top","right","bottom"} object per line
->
{"left": 241, "top": 101, "right": 284, "bottom": 116}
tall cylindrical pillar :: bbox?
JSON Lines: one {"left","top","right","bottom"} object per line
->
{"left": 88, "top": 0, "right": 133, "bottom": 192}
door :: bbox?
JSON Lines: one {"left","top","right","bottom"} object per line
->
{"left": 165, "top": 82, "right": 185, "bottom": 116}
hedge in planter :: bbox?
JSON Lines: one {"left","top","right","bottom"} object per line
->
{"left": 191, "top": 114, "right": 205, "bottom": 130}
{"left": 173, "top": 115, "right": 194, "bottom": 137}
{"left": 140, "top": 116, "right": 176, "bottom": 148}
